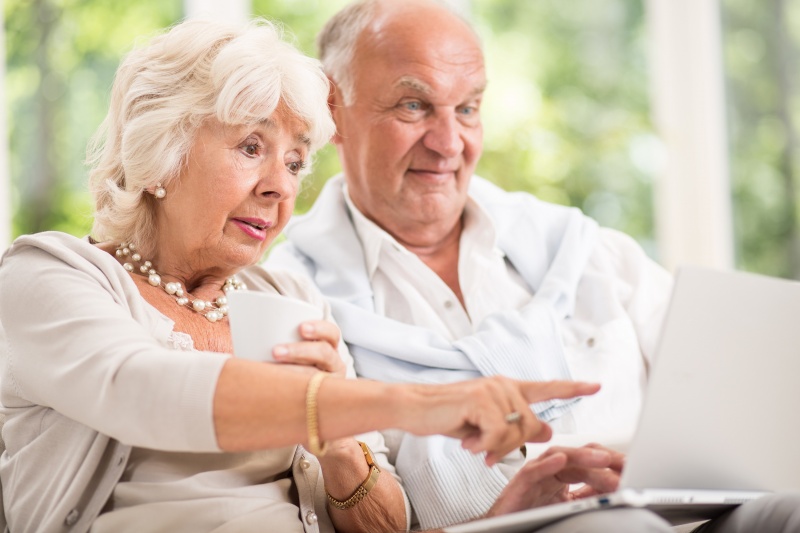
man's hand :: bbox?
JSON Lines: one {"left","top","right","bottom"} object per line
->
{"left": 485, "top": 443, "right": 625, "bottom": 517}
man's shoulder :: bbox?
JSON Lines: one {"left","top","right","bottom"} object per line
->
{"left": 468, "top": 176, "right": 581, "bottom": 218}
{"left": 588, "top": 226, "right": 671, "bottom": 283}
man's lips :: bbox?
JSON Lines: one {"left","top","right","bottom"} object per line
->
{"left": 409, "top": 168, "right": 458, "bottom": 174}
{"left": 408, "top": 168, "right": 458, "bottom": 181}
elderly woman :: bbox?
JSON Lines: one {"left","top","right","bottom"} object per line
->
{"left": 0, "top": 18, "right": 596, "bottom": 533}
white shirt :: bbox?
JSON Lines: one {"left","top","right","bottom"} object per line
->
{"left": 271, "top": 175, "right": 674, "bottom": 527}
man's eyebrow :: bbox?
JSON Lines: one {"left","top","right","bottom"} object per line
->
{"left": 396, "top": 76, "right": 487, "bottom": 99}
{"left": 468, "top": 82, "right": 487, "bottom": 98}
{"left": 397, "top": 76, "right": 433, "bottom": 94}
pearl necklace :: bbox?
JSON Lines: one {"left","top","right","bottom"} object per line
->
{"left": 115, "top": 242, "right": 247, "bottom": 322}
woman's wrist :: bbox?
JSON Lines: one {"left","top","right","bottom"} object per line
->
{"left": 387, "top": 383, "right": 437, "bottom": 435}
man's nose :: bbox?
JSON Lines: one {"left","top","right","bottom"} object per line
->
{"left": 422, "top": 110, "right": 465, "bottom": 158}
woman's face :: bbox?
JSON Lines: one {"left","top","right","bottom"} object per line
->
{"left": 154, "top": 109, "right": 309, "bottom": 276}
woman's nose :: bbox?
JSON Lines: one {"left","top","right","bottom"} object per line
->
{"left": 256, "top": 162, "right": 297, "bottom": 201}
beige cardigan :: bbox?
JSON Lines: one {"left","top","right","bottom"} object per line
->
{"left": 0, "top": 232, "right": 406, "bottom": 533}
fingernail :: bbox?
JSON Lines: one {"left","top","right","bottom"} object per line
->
{"left": 591, "top": 449, "right": 610, "bottom": 460}
{"left": 300, "top": 323, "right": 315, "bottom": 335}
{"left": 273, "top": 346, "right": 289, "bottom": 358}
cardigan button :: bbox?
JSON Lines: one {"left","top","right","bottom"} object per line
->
{"left": 586, "top": 337, "right": 596, "bottom": 348}
{"left": 305, "top": 511, "right": 318, "bottom": 524}
{"left": 64, "top": 508, "right": 80, "bottom": 526}
{"left": 299, "top": 458, "right": 311, "bottom": 470}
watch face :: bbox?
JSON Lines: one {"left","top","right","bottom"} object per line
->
{"left": 357, "top": 440, "right": 378, "bottom": 468}
{"left": 326, "top": 441, "right": 383, "bottom": 510}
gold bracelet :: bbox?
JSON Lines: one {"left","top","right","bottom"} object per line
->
{"left": 326, "top": 441, "right": 382, "bottom": 510}
{"left": 305, "top": 372, "right": 328, "bottom": 456}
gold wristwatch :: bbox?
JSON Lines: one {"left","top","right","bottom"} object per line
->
{"left": 326, "top": 441, "right": 381, "bottom": 510}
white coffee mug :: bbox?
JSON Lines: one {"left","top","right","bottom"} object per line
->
{"left": 227, "top": 291, "right": 324, "bottom": 362}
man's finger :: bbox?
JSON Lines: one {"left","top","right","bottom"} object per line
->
{"left": 557, "top": 466, "right": 621, "bottom": 494}
{"left": 585, "top": 442, "right": 625, "bottom": 472}
{"left": 541, "top": 446, "right": 612, "bottom": 468}
{"left": 570, "top": 484, "right": 599, "bottom": 500}
{"left": 519, "top": 452, "right": 568, "bottom": 482}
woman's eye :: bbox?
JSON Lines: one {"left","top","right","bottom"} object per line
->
{"left": 243, "top": 144, "right": 258, "bottom": 156}
{"left": 287, "top": 161, "right": 307, "bottom": 175}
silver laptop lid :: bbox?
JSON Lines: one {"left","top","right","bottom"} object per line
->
{"left": 621, "top": 266, "right": 800, "bottom": 492}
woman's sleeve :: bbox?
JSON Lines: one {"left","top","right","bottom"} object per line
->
{"left": 0, "top": 243, "right": 225, "bottom": 452}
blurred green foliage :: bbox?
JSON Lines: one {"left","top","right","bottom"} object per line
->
{"left": 4, "top": 0, "right": 181, "bottom": 236}
{"left": 722, "top": 0, "right": 800, "bottom": 279}
{"left": 4, "top": 0, "right": 799, "bottom": 278}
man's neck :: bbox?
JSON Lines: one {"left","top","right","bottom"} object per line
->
{"left": 396, "top": 218, "right": 465, "bottom": 308}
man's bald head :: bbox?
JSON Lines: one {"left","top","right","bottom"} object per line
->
{"left": 318, "top": 0, "right": 482, "bottom": 105}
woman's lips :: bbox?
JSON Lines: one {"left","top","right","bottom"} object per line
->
{"left": 232, "top": 218, "right": 272, "bottom": 241}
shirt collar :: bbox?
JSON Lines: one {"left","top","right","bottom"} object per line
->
{"left": 343, "top": 184, "right": 392, "bottom": 280}
{"left": 343, "top": 183, "right": 502, "bottom": 279}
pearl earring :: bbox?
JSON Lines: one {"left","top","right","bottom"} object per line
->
{"left": 154, "top": 183, "right": 166, "bottom": 199}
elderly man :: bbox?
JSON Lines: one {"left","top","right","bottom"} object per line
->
{"left": 270, "top": 1, "right": 800, "bottom": 531}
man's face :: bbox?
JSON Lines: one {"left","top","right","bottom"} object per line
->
{"left": 331, "top": 6, "right": 486, "bottom": 247}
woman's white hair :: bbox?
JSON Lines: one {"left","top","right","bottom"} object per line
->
{"left": 87, "top": 18, "right": 334, "bottom": 250}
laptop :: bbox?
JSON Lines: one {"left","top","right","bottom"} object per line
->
{"left": 445, "top": 266, "right": 800, "bottom": 532}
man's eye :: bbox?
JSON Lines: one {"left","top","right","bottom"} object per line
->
{"left": 403, "top": 101, "right": 422, "bottom": 111}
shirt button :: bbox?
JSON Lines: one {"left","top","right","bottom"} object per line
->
{"left": 444, "top": 300, "right": 454, "bottom": 309}
{"left": 305, "top": 511, "right": 318, "bottom": 524}
{"left": 586, "top": 337, "right": 596, "bottom": 348}
{"left": 299, "top": 458, "right": 311, "bottom": 470}
{"left": 64, "top": 509, "right": 80, "bottom": 526}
